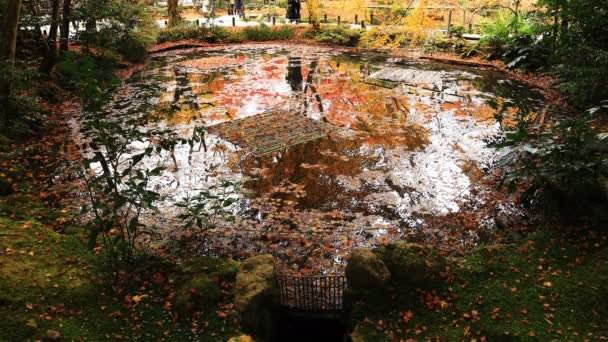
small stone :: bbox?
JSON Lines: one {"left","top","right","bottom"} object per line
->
{"left": 45, "top": 329, "right": 60, "bottom": 340}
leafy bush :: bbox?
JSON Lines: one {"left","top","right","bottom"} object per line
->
{"left": 449, "top": 25, "right": 465, "bottom": 38}
{"left": 77, "top": 0, "right": 158, "bottom": 63}
{"left": 0, "top": 61, "right": 45, "bottom": 135}
{"left": 425, "top": 37, "right": 481, "bottom": 58}
{"left": 308, "top": 25, "right": 363, "bottom": 47}
{"left": 498, "top": 103, "right": 608, "bottom": 225}
{"left": 242, "top": 24, "right": 294, "bottom": 41}
{"left": 56, "top": 52, "right": 119, "bottom": 109}
{"left": 480, "top": 11, "right": 551, "bottom": 70}
{"left": 157, "top": 23, "right": 231, "bottom": 43}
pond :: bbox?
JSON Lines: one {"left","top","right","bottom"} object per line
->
{"left": 98, "top": 44, "right": 544, "bottom": 274}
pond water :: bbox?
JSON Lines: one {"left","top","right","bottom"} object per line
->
{"left": 100, "top": 44, "right": 544, "bottom": 274}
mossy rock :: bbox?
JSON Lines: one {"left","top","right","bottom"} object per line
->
{"left": 373, "top": 243, "right": 446, "bottom": 287}
{"left": 345, "top": 249, "right": 390, "bottom": 290}
{"left": 179, "top": 256, "right": 240, "bottom": 281}
{"left": 175, "top": 257, "right": 239, "bottom": 316}
{"left": 235, "top": 254, "right": 277, "bottom": 340}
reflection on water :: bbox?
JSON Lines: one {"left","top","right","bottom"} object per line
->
{"left": 104, "top": 44, "right": 544, "bottom": 273}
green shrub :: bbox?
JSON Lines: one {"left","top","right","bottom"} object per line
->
{"left": 78, "top": 1, "right": 157, "bottom": 63}
{"left": 498, "top": 104, "right": 608, "bottom": 226}
{"left": 307, "top": 25, "right": 363, "bottom": 47}
{"left": 449, "top": 25, "right": 465, "bottom": 38}
{"left": 157, "top": 23, "right": 231, "bottom": 44}
{"left": 242, "top": 24, "right": 294, "bottom": 41}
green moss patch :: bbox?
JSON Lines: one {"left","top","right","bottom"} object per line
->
{"left": 0, "top": 206, "right": 242, "bottom": 341}
{"left": 350, "top": 230, "right": 608, "bottom": 341}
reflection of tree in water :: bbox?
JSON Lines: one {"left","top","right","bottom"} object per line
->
{"left": 239, "top": 134, "right": 382, "bottom": 213}
{"left": 471, "top": 75, "right": 544, "bottom": 115}
{"left": 286, "top": 56, "right": 303, "bottom": 92}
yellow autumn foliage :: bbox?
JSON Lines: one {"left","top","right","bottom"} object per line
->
{"left": 359, "top": 0, "right": 437, "bottom": 50}
{"left": 306, "top": 0, "right": 321, "bottom": 29}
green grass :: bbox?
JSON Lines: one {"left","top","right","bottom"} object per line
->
{"left": 0, "top": 199, "right": 242, "bottom": 341}
{"left": 350, "top": 230, "right": 608, "bottom": 341}
{"left": 241, "top": 24, "right": 294, "bottom": 42}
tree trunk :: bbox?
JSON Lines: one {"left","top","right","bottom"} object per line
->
{"left": 0, "top": 0, "right": 23, "bottom": 127}
{"left": 168, "top": 0, "right": 180, "bottom": 27}
{"left": 28, "top": 0, "right": 51, "bottom": 62}
{"left": 60, "top": 0, "right": 72, "bottom": 52}
{"left": 40, "top": 0, "right": 60, "bottom": 74}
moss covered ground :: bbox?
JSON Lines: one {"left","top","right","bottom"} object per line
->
{"left": 0, "top": 198, "right": 242, "bottom": 341}
{"left": 350, "top": 229, "right": 608, "bottom": 341}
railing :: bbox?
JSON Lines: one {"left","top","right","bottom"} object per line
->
{"left": 277, "top": 275, "right": 347, "bottom": 312}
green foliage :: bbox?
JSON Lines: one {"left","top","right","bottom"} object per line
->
{"left": 241, "top": 24, "right": 294, "bottom": 41}
{"left": 0, "top": 212, "right": 241, "bottom": 340}
{"left": 56, "top": 51, "right": 120, "bottom": 111}
{"left": 176, "top": 179, "right": 240, "bottom": 231}
{"left": 157, "top": 23, "right": 231, "bottom": 43}
{"left": 349, "top": 230, "right": 607, "bottom": 340}
{"left": 481, "top": 3, "right": 608, "bottom": 108}
{"left": 0, "top": 62, "right": 45, "bottom": 135}
{"left": 425, "top": 37, "right": 482, "bottom": 58}
{"left": 306, "top": 25, "right": 363, "bottom": 47}
{"left": 480, "top": 11, "right": 551, "bottom": 70}
{"left": 449, "top": 24, "right": 465, "bottom": 38}
{"left": 556, "top": 64, "right": 608, "bottom": 109}
{"left": 498, "top": 103, "right": 608, "bottom": 224}
{"left": 74, "top": 0, "right": 158, "bottom": 62}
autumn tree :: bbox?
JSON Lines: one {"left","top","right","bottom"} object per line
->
{"left": 306, "top": 0, "right": 320, "bottom": 30}
{"left": 404, "top": 0, "right": 433, "bottom": 44}
{"left": 339, "top": 0, "right": 368, "bottom": 23}
{"left": 0, "top": 0, "right": 23, "bottom": 126}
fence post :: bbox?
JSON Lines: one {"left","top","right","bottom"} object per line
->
{"left": 273, "top": 16, "right": 276, "bottom": 26}
{"left": 447, "top": 9, "right": 452, "bottom": 37}
{"left": 468, "top": 22, "right": 472, "bottom": 33}
{"left": 324, "top": 14, "right": 327, "bottom": 23}
{"left": 338, "top": 16, "right": 341, "bottom": 25}
{"left": 232, "top": 17, "right": 236, "bottom": 27}
{"left": 361, "top": 20, "right": 365, "bottom": 29}
{"left": 370, "top": 12, "right": 374, "bottom": 25}
{"left": 355, "top": 14, "right": 358, "bottom": 24}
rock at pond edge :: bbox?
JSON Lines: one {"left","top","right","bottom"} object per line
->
{"left": 234, "top": 254, "right": 278, "bottom": 340}
{"left": 345, "top": 249, "right": 391, "bottom": 290}
{"left": 373, "top": 242, "right": 446, "bottom": 287}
